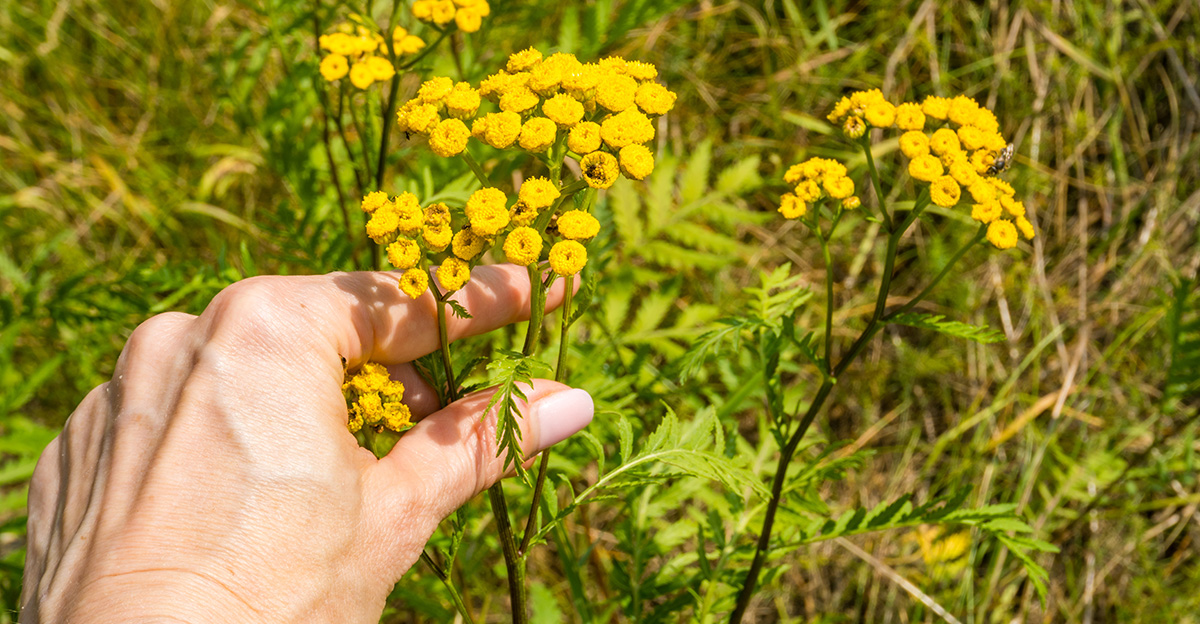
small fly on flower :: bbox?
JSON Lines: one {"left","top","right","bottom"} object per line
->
{"left": 986, "top": 143, "right": 1015, "bottom": 176}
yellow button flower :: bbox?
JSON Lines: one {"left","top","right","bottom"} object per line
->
{"left": 971, "top": 200, "right": 1002, "bottom": 223}
{"left": 635, "top": 82, "right": 676, "bottom": 116}
{"left": 581, "top": 151, "right": 619, "bottom": 189}
{"left": 320, "top": 54, "right": 349, "bottom": 81}
{"left": 600, "top": 108, "right": 654, "bottom": 149}
{"left": 864, "top": 100, "right": 896, "bottom": 128}
{"left": 568, "top": 121, "right": 602, "bottom": 154}
{"left": 503, "top": 226, "right": 543, "bottom": 265}
{"left": 947, "top": 95, "right": 980, "bottom": 127}
{"left": 361, "top": 191, "right": 389, "bottom": 214}
{"left": 509, "top": 201, "right": 538, "bottom": 226}
{"left": 423, "top": 202, "right": 451, "bottom": 227}
{"left": 972, "top": 107, "right": 1001, "bottom": 134}
{"left": 399, "top": 267, "right": 429, "bottom": 299}
{"left": 430, "top": 0, "right": 456, "bottom": 25}
{"left": 382, "top": 402, "right": 413, "bottom": 433}
{"left": 823, "top": 175, "right": 855, "bottom": 200}
{"left": 455, "top": 7, "right": 483, "bottom": 32}
{"left": 437, "top": 257, "right": 471, "bottom": 291}
{"left": 949, "top": 156, "right": 978, "bottom": 186}
{"left": 1016, "top": 215, "right": 1035, "bottom": 240}
{"left": 452, "top": 227, "right": 489, "bottom": 260}
{"left": 445, "top": 83, "right": 481, "bottom": 118}
{"left": 423, "top": 224, "right": 452, "bottom": 251}
{"left": 349, "top": 62, "right": 375, "bottom": 89}
{"left": 899, "top": 131, "right": 930, "bottom": 158}
{"left": 986, "top": 219, "right": 1018, "bottom": 249}
{"left": 618, "top": 144, "right": 655, "bottom": 180}
{"left": 464, "top": 187, "right": 510, "bottom": 236}
{"left": 594, "top": 73, "right": 638, "bottom": 112}
{"left": 563, "top": 64, "right": 600, "bottom": 93}
{"left": 929, "top": 128, "right": 961, "bottom": 156}
{"left": 366, "top": 56, "right": 395, "bottom": 82}
{"left": 387, "top": 238, "right": 421, "bottom": 269}
{"left": 518, "top": 117, "right": 557, "bottom": 152}
{"left": 397, "top": 34, "right": 426, "bottom": 54}
{"left": 967, "top": 179, "right": 996, "bottom": 203}
{"left": 957, "top": 125, "right": 986, "bottom": 151}
{"left": 930, "top": 175, "right": 962, "bottom": 207}
{"left": 1000, "top": 195, "right": 1026, "bottom": 218}
{"left": 557, "top": 210, "right": 600, "bottom": 240}
{"left": 366, "top": 207, "right": 400, "bottom": 243}
{"left": 894, "top": 102, "right": 926, "bottom": 131}
{"left": 624, "top": 61, "right": 658, "bottom": 81}
{"left": 548, "top": 240, "right": 587, "bottom": 276}
{"left": 429, "top": 118, "right": 470, "bottom": 157}
{"left": 921, "top": 96, "right": 951, "bottom": 120}
{"left": 778, "top": 193, "right": 806, "bottom": 219}
{"left": 418, "top": 76, "right": 454, "bottom": 104}
{"left": 481, "top": 111, "right": 522, "bottom": 149}
{"left": 529, "top": 62, "right": 564, "bottom": 96}
{"left": 507, "top": 47, "right": 543, "bottom": 73}
{"left": 794, "top": 179, "right": 821, "bottom": 202}
{"left": 842, "top": 196, "right": 861, "bottom": 210}
{"left": 398, "top": 101, "right": 440, "bottom": 135}
{"left": 500, "top": 87, "right": 540, "bottom": 113}
{"left": 412, "top": 0, "right": 435, "bottom": 20}
{"left": 908, "top": 154, "right": 944, "bottom": 182}
{"left": 842, "top": 116, "right": 866, "bottom": 139}
{"left": 543, "top": 93, "right": 585, "bottom": 127}
{"left": 518, "top": 177, "right": 560, "bottom": 210}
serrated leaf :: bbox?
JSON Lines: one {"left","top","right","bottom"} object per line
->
{"left": 445, "top": 298, "right": 472, "bottom": 319}
{"left": 617, "top": 416, "right": 633, "bottom": 464}
{"left": 889, "top": 312, "right": 1004, "bottom": 344}
{"left": 714, "top": 155, "right": 763, "bottom": 195}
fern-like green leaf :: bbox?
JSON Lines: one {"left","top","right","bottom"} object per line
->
{"left": 889, "top": 312, "right": 1004, "bottom": 344}
{"left": 483, "top": 349, "right": 553, "bottom": 480}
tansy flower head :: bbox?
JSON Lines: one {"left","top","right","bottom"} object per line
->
{"left": 361, "top": 191, "right": 389, "bottom": 214}
{"left": 986, "top": 219, "right": 1018, "bottom": 249}
{"left": 510, "top": 200, "right": 538, "bottom": 226}
{"left": 399, "top": 267, "right": 429, "bottom": 299}
{"left": 503, "top": 226, "right": 544, "bottom": 265}
{"left": 445, "top": 83, "right": 481, "bottom": 118}
{"left": 929, "top": 175, "right": 962, "bottom": 207}
{"left": 419, "top": 76, "right": 455, "bottom": 105}
{"left": 422, "top": 223, "right": 452, "bottom": 251}
{"left": 779, "top": 193, "right": 806, "bottom": 219}
{"left": 929, "top": 128, "right": 961, "bottom": 156}
{"left": 452, "top": 228, "right": 489, "bottom": 260}
{"left": 429, "top": 118, "right": 471, "bottom": 157}
{"left": 947, "top": 95, "right": 981, "bottom": 127}
{"left": 635, "top": 82, "right": 677, "bottom": 116}
{"left": 619, "top": 144, "right": 655, "bottom": 180}
{"left": 908, "top": 154, "right": 944, "bottom": 182}
{"left": 1015, "top": 215, "right": 1035, "bottom": 239}
{"left": 507, "top": 47, "right": 543, "bottom": 73}
{"left": 500, "top": 87, "right": 540, "bottom": 113}
{"left": 921, "top": 96, "right": 951, "bottom": 120}
{"left": 548, "top": 240, "right": 587, "bottom": 276}
{"left": 624, "top": 61, "right": 658, "bottom": 81}
{"left": 568, "top": 122, "right": 602, "bottom": 154}
{"left": 899, "top": 131, "right": 930, "bottom": 158}
{"left": 543, "top": 93, "right": 585, "bottom": 127}
{"left": 823, "top": 174, "right": 855, "bottom": 200}
{"left": 437, "top": 258, "right": 471, "bottom": 291}
{"left": 864, "top": 100, "right": 896, "bottom": 128}
{"left": 843, "top": 116, "right": 866, "bottom": 139}
{"left": 366, "top": 206, "right": 400, "bottom": 243}
{"left": 464, "top": 187, "right": 510, "bottom": 236}
{"left": 971, "top": 200, "right": 1002, "bottom": 223}
{"left": 581, "top": 151, "right": 619, "bottom": 189}
{"left": 600, "top": 108, "right": 654, "bottom": 149}
{"left": 518, "top": 117, "right": 557, "bottom": 152}
{"left": 350, "top": 62, "right": 375, "bottom": 89}
{"left": 895, "top": 103, "right": 926, "bottom": 131}
{"left": 366, "top": 56, "right": 396, "bottom": 82}
{"left": 320, "top": 54, "right": 349, "bottom": 81}
{"left": 387, "top": 238, "right": 421, "bottom": 269}
{"left": 518, "top": 177, "right": 560, "bottom": 210}
{"left": 594, "top": 73, "right": 639, "bottom": 112}
{"left": 957, "top": 125, "right": 986, "bottom": 151}
{"left": 557, "top": 211, "right": 600, "bottom": 240}
{"left": 479, "top": 111, "right": 522, "bottom": 149}
{"left": 842, "top": 196, "right": 861, "bottom": 210}
{"left": 423, "top": 202, "right": 451, "bottom": 227}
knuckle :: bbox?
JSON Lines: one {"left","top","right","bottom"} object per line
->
{"left": 202, "top": 276, "right": 306, "bottom": 347}
{"left": 117, "top": 312, "right": 196, "bottom": 369}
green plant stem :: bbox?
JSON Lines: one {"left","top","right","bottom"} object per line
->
{"left": 885, "top": 223, "right": 986, "bottom": 320}
{"left": 311, "top": 16, "right": 360, "bottom": 270}
{"left": 421, "top": 550, "right": 476, "bottom": 624}
{"left": 333, "top": 84, "right": 366, "bottom": 194}
{"left": 819, "top": 231, "right": 835, "bottom": 374}
{"left": 430, "top": 281, "right": 460, "bottom": 403}
{"left": 346, "top": 89, "right": 376, "bottom": 185}
{"left": 518, "top": 273, "right": 574, "bottom": 555}
{"left": 728, "top": 193, "right": 939, "bottom": 623}
{"left": 861, "top": 139, "right": 894, "bottom": 232}
{"left": 462, "top": 150, "right": 491, "bottom": 187}
{"left": 398, "top": 27, "right": 451, "bottom": 71}
{"left": 488, "top": 485, "right": 528, "bottom": 624}
{"left": 522, "top": 264, "right": 546, "bottom": 355}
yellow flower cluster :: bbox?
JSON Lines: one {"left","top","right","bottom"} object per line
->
{"left": 778, "top": 157, "right": 859, "bottom": 219}
{"left": 399, "top": 48, "right": 675, "bottom": 189}
{"left": 412, "top": 0, "right": 490, "bottom": 33}
{"left": 343, "top": 362, "right": 412, "bottom": 434}
{"left": 828, "top": 90, "right": 1034, "bottom": 249}
{"left": 318, "top": 22, "right": 425, "bottom": 89}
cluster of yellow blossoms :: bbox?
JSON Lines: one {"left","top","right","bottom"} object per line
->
{"left": 819, "top": 89, "right": 1034, "bottom": 249}
{"left": 396, "top": 47, "right": 676, "bottom": 189}
{"left": 412, "top": 0, "right": 490, "bottom": 33}
{"left": 361, "top": 179, "right": 598, "bottom": 299}
{"left": 779, "top": 157, "right": 860, "bottom": 220}
{"left": 318, "top": 23, "right": 425, "bottom": 89}
{"left": 343, "top": 362, "right": 412, "bottom": 434}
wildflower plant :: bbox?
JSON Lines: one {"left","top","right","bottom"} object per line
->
{"left": 679, "top": 89, "right": 1056, "bottom": 621}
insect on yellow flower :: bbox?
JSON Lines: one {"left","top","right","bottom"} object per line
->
{"left": 581, "top": 151, "right": 619, "bottom": 189}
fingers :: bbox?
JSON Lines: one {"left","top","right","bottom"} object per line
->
{"left": 367, "top": 380, "right": 593, "bottom": 524}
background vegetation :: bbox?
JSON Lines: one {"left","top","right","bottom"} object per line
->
{"left": 2, "top": 0, "right": 1198, "bottom": 622}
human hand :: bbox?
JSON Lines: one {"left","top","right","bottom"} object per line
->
{"left": 21, "top": 266, "right": 593, "bottom": 623}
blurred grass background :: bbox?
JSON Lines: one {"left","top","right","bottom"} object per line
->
{"left": 2, "top": 0, "right": 1199, "bottom": 622}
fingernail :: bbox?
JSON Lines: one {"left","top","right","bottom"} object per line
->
{"left": 536, "top": 388, "right": 594, "bottom": 448}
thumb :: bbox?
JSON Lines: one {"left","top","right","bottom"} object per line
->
{"left": 369, "top": 379, "right": 593, "bottom": 521}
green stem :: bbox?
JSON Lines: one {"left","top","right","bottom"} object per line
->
{"left": 398, "top": 27, "right": 451, "bottom": 71}
{"left": 312, "top": 16, "right": 360, "bottom": 270}
{"left": 347, "top": 89, "right": 376, "bottom": 185}
{"left": 819, "top": 230, "right": 835, "bottom": 374}
{"left": 462, "top": 150, "right": 491, "bottom": 187}
{"left": 729, "top": 192, "right": 933, "bottom": 623}
{"left": 431, "top": 282, "right": 460, "bottom": 403}
{"left": 334, "top": 84, "right": 366, "bottom": 194}
{"left": 861, "top": 138, "right": 894, "bottom": 232}
{"left": 522, "top": 264, "right": 546, "bottom": 355}
{"left": 488, "top": 485, "right": 528, "bottom": 624}
{"left": 885, "top": 223, "right": 986, "bottom": 320}
{"left": 518, "top": 273, "right": 573, "bottom": 555}
{"left": 421, "top": 550, "right": 476, "bottom": 624}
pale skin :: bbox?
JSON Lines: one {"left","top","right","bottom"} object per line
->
{"left": 21, "top": 265, "right": 594, "bottom": 623}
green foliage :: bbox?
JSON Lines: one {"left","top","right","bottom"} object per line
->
{"left": 1165, "top": 276, "right": 1200, "bottom": 412}
{"left": 483, "top": 350, "right": 553, "bottom": 479}
{"left": 888, "top": 312, "right": 1005, "bottom": 344}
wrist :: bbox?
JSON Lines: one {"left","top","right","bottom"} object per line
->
{"left": 40, "top": 568, "right": 264, "bottom": 624}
